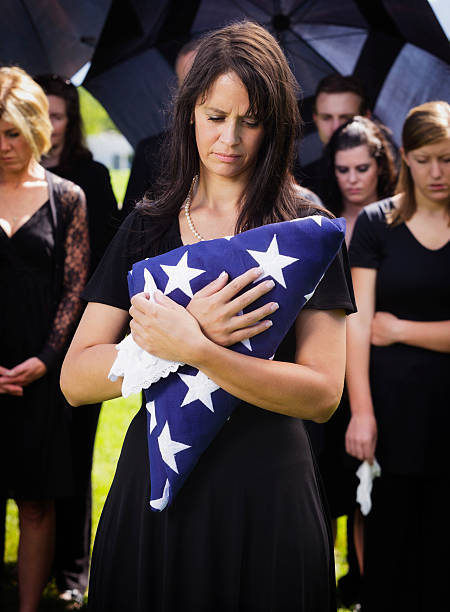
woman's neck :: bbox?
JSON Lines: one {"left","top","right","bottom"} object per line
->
{"left": 341, "top": 199, "right": 372, "bottom": 246}
{"left": 414, "top": 186, "right": 449, "bottom": 217}
{"left": 0, "top": 158, "right": 45, "bottom": 187}
{"left": 193, "top": 171, "right": 246, "bottom": 214}
{"left": 41, "top": 144, "right": 62, "bottom": 169}
{"left": 341, "top": 199, "right": 367, "bottom": 222}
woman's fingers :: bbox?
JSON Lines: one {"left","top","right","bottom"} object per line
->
{"left": 231, "top": 301, "right": 279, "bottom": 329}
{"left": 191, "top": 271, "right": 229, "bottom": 298}
{"left": 219, "top": 267, "right": 264, "bottom": 302}
{"left": 0, "top": 382, "right": 24, "bottom": 396}
{"left": 229, "top": 279, "right": 275, "bottom": 315}
{"left": 227, "top": 319, "right": 274, "bottom": 346}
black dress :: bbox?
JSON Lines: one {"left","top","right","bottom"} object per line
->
{"left": 0, "top": 173, "right": 89, "bottom": 499}
{"left": 84, "top": 210, "right": 356, "bottom": 612}
{"left": 349, "top": 199, "right": 450, "bottom": 612}
{"left": 46, "top": 158, "right": 119, "bottom": 595}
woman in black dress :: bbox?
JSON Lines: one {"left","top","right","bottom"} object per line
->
{"left": 34, "top": 73, "right": 119, "bottom": 605}
{"left": 311, "top": 116, "right": 398, "bottom": 605}
{"left": 62, "top": 22, "right": 355, "bottom": 611}
{"left": 346, "top": 101, "right": 450, "bottom": 611}
{"left": 0, "top": 67, "right": 89, "bottom": 612}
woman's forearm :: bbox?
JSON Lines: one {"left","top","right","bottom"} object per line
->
{"left": 189, "top": 309, "right": 346, "bottom": 423}
{"left": 346, "top": 267, "right": 377, "bottom": 418}
{"left": 346, "top": 315, "right": 375, "bottom": 417}
{"left": 193, "top": 340, "right": 341, "bottom": 422}
{"left": 396, "top": 319, "right": 450, "bottom": 353}
{"left": 60, "top": 302, "right": 130, "bottom": 406}
{"left": 60, "top": 343, "right": 123, "bottom": 406}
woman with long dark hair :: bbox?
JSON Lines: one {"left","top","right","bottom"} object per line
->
{"left": 34, "top": 74, "right": 118, "bottom": 273}
{"left": 61, "top": 22, "right": 355, "bottom": 611}
{"left": 324, "top": 115, "right": 397, "bottom": 242}
{"left": 32, "top": 73, "right": 118, "bottom": 605}
{"left": 346, "top": 101, "right": 450, "bottom": 611}
{"left": 307, "top": 116, "right": 398, "bottom": 607}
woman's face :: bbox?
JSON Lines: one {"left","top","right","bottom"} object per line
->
{"left": 193, "top": 71, "right": 265, "bottom": 183}
{"left": 335, "top": 144, "right": 379, "bottom": 208}
{"left": 403, "top": 138, "right": 450, "bottom": 205}
{"left": 47, "top": 95, "right": 68, "bottom": 151}
{"left": 0, "top": 119, "right": 33, "bottom": 173}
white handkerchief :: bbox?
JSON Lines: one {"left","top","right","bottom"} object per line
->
{"left": 108, "top": 334, "right": 183, "bottom": 398}
{"left": 108, "top": 269, "right": 183, "bottom": 397}
{"left": 356, "top": 459, "right": 381, "bottom": 515}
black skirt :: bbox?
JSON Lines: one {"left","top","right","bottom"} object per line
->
{"left": 87, "top": 403, "right": 336, "bottom": 612}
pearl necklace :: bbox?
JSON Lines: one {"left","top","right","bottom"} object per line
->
{"left": 184, "top": 175, "right": 205, "bottom": 241}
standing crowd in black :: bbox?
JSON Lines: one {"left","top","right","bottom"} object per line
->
{"left": 1, "top": 19, "right": 449, "bottom": 612}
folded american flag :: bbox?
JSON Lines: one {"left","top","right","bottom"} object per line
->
{"left": 123, "top": 215, "right": 345, "bottom": 510}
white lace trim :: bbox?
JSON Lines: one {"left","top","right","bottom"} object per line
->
{"left": 108, "top": 334, "right": 183, "bottom": 398}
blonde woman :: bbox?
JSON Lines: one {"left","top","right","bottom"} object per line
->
{"left": 346, "top": 101, "right": 450, "bottom": 611}
{"left": 0, "top": 66, "right": 89, "bottom": 612}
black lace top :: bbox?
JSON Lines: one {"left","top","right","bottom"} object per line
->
{"left": 0, "top": 172, "right": 90, "bottom": 370}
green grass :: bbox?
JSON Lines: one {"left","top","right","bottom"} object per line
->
{"left": 3, "top": 394, "right": 354, "bottom": 611}
{"left": 109, "top": 168, "right": 130, "bottom": 209}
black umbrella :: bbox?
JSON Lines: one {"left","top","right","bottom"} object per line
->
{"left": 185, "top": 0, "right": 450, "bottom": 161}
{"left": 0, "top": 0, "right": 110, "bottom": 78}
{"left": 83, "top": 0, "right": 449, "bottom": 162}
{"left": 2, "top": 1, "right": 448, "bottom": 157}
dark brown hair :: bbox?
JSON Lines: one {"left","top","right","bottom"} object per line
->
{"left": 391, "top": 100, "right": 450, "bottom": 225}
{"left": 323, "top": 116, "right": 397, "bottom": 216}
{"left": 140, "top": 21, "right": 322, "bottom": 238}
{"left": 314, "top": 74, "right": 370, "bottom": 115}
{"left": 34, "top": 73, "right": 92, "bottom": 169}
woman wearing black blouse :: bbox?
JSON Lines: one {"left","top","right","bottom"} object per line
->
{"left": 34, "top": 74, "right": 118, "bottom": 605}
{"left": 61, "top": 22, "right": 356, "bottom": 611}
{"left": 346, "top": 101, "right": 450, "bottom": 611}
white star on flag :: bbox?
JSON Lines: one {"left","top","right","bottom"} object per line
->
{"left": 143, "top": 268, "right": 158, "bottom": 296}
{"left": 146, "top": 400, "right": 157, "bottom": 434}
{"left": 158, "top": 421, "right": 190, "bottom": 474}
{"left": 304, "top": 272, "right": 324, "bottom": 302}
{"left": 150, "top": 479, "right": 170, "bottom": 510}
{"left": 160, "top": 251, "right": 205, "bottom": 298}
{"left": 178, "top": 371, "right": 220, "bottom": 412}
{"left": 247, "top": 234, "right": 299, "bottom": 289}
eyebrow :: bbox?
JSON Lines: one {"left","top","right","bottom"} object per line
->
{"left": 203, "top": 106, "right": 254, "bottom": 118}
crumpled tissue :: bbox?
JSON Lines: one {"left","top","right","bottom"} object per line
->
{"left": 356, "top": 459, "right": 381, "bottom": 515}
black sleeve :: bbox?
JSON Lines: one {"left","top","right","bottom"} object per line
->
{"left": 82, "top": 210, "right": 151, "bottom": 311}
{"left": 348, "top": 202, "right": 388, "bottom": 269}
{"left": 304, "top": 242, "right": 356, "bottom": 314}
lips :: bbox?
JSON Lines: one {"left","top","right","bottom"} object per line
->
{"left": 213, "top": 152, "right": 241, "bottom": 162}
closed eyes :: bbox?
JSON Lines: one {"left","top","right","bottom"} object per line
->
{"left": 336, "top": 164, "right": 370, "bottom": 174}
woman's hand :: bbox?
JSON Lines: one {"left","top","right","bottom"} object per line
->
{"left": 186, "top": 267, "right": 278, "bottom": 347}
{"left": 345, "top": 412, "right": 378, "bottom": 463}
{"left": 129, "top": 290, "right": 208, "bottom": 365}
{"left": 371, "top": 311, "right": 401, "bottom": 346}
{"left": 0, "top": 366, "right": 24, "bottom": 396}
{"left": 0, "top": 357, "right": 47, "bottom": 393}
